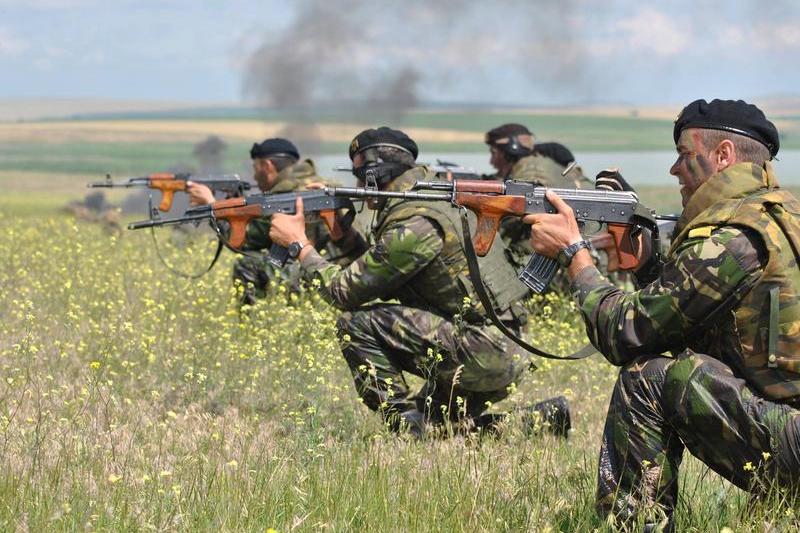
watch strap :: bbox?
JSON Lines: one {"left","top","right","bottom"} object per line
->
{"left": 557, "top": 239, "right": 591, "bottom": 267}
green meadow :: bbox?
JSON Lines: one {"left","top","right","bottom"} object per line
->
{"left": 1, "top": 113, "right": 798, "bottom": 531}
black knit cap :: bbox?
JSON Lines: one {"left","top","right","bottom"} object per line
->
{"left": 348, "top": 126, "right": 418, "bottom": 160}
{"left": 250, "top": 138, "right": 300, "bottom": 160}
{"left": 673, "top": 99, "right": 779, "bottom": 157}
{"left": 485, "top": 123, "right": 532, "bottom": 145}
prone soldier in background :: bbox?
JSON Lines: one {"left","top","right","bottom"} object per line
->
{"left": 187, "top": 138, "right": 359, "bottom": 305}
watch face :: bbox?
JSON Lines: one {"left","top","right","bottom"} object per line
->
{"left": 288, "top": 242, "right": 302, "bottom": 258}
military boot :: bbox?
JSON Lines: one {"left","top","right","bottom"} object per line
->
{"left": 522, "top": 395, "right": 571, "bottom": 437}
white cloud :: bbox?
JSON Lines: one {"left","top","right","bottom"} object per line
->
{"left": 754, "top": 22, "right": 800, "bottom": 50}
{"left": 0, "top": 27, "right": 27, "bottom": 56}
{"left": 614, "top": 7, "right": 687, "bottom": 57}
{"left": 713, "top": 21, "right": 800, "bottom": 52}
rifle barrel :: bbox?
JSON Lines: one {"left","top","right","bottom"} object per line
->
{"left": 325, "top": 187, "right": 451, "bottom": 201}
{"left": 127, "top": 212, "right": 210, "bottom": 230}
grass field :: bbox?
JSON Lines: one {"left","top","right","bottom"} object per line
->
{"left": 2, "top": 114, "right": 800, "bottom": 530}
{"left": 2, "top": 167, "right": 799, "bottom": 531}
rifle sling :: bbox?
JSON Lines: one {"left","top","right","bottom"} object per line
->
{"left": 458, "top": 208, "right": 595, "bottom": 364}
{"left": 150, "top": 224, "right": 223, "bottom": 279}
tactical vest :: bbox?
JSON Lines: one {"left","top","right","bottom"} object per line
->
{"left": 270, "top": 159, "right": 321, "bottom": 193}
{"left": 670, "top": 163, "right": 800, "bottom": 403}
{"left": 375, "top": 167, "right": 529, "bottom": 323}
{"left": 510, "top": 154, "right": 590, "bottom": 188}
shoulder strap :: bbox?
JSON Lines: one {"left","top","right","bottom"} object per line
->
{"left": 458, "top": 208, "right": 595, "bottom": 365}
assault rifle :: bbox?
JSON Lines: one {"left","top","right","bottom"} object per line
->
{"left": 333, "top": 160, "right": 480, "bottom": 181}
{"left": 88, "top": 173, "right": 251, "bottom": 212}
{"left": 324, "top": 179, "right": 677, "bottom": 293}
{"left": 428, "top": 159, "right": 481, "bottom": 180}
{"left": 128, "top": 190, "right": 355, "bottom": 267}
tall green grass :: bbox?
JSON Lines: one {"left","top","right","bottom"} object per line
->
{"left": 0, "top": 204, "right": 797, "bottom": 531}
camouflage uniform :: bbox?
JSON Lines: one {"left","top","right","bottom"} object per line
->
{"left": 233, "top": 159, "right": 356, "bottom": 305}
{"left": 300, "top": 166, "right": 531, "bottom": 428}
{"left": 501, "top": 154, "right": 592, "bottom": 270}
{"left": 570, "top": 162, "right": 800, "bottom": 524}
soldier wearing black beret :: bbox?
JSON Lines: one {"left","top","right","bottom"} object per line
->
{"left": 269, "top": 125, "right": 571, "bottom": 437}
{"left": 522, "top": 98, "right": 800, "bottom": 530}
{"left": 186, "top": 137, "right": 358, "bottom": 306}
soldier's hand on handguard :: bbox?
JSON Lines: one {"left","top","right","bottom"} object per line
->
{"left": 523, "top": 191, "right": 594, "bottom": 277}
{"left": 269, "top": 196, "right": 309, "bottom": 248}
{"left": 186, "top": 182, "right": 216, "bottom": 206}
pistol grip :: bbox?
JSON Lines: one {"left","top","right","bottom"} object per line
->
{"left": 158, "top": 190, "right": 174, "bottom": 212}
{"left": 268, "top": 243, "right": 290, "bottom": 268}
{"left": 518, "top": 252, "right": 560, "bottom": 293}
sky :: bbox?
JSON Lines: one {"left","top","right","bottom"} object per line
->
{"left": 1, "top": 0, "right": 800, "bottom": 107}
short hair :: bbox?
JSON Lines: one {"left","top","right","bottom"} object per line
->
{"left": 266, "top": 155, "right": 298, "bottom": 172}
{"left": 697, "top": 129, "right": 771, "bottom": 166}
{"left": 374, "top": 145, "right": 416, "bottom": 168}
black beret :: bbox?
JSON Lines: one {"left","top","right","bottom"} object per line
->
{"left": 349, "top": 126, "right": 418, "bottom": 160}
{"left": 485, "top": 123, "right": 532, "bottom": 145}
{"left": 673, "top": 99, "right": 779, "bottom": 157}
{"left": 533, "top": 142, "right": 575, "bottom": 167}
{"left": 250, "top": 138, "right": 300, "bottom": 160}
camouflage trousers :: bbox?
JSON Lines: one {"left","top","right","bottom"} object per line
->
{"left": 231, "top": 252, "right": 303, "bottom": 306}
{"left": 336, "top": 303, "right": 527, "bottom": 426}
{"left": 598, "top": 350, "right": 800, "bottom": 525}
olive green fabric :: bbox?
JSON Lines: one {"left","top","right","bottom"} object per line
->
{"left": 299, "top": 165, "right": 531, "bottom": 429}
{"left": 231, "top": 159, "right": 359, "bottom": 305}
{"left": 570, "top": 161, "right": 800, "bottom": 526}
{"left": 508, "top": 153, "right": 590, "bottom": 188}
{"left": 377, "top": 167, "right": 529, "bottom": 322}
{"left": 597, "top": 352, "right": 800, "bottom": 527}
{"left": 668, "top": 162, "right": 800, "bottom": 402}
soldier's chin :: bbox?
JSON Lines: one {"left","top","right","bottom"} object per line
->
{"left": 679, "top": 186, "right": 690, "bottom": 207}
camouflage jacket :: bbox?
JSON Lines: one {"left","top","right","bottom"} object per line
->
{"left": 241, "top": 159, "right": 347, "bottom": 257}
{"left": 572, "top": 162, "right": 800, "bottom": 403}
{"left": 300, "top": 166, "right": 529, "bottom": 323}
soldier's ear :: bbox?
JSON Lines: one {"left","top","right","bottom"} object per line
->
{"left": 715, "top": 139, "right": 737, "bottom": 169}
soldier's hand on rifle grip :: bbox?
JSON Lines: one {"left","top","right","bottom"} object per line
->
{"left": 270, "top": 196, "right": 309, "bottom": 249}
{"left": 186, "top": 182, "right": 216, "bottom": 206}
{"left": 524, "top": 191, "right": 593, "bottom": 277}
{"left": 523, "top": 191, "right": 581, "bottom": 256}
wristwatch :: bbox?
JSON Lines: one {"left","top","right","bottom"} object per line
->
{"left": 287, "top": 240, "right": 310, "bottom": 259}
{"left": 557, "top": 239, "right": 591, "bottom": 267}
